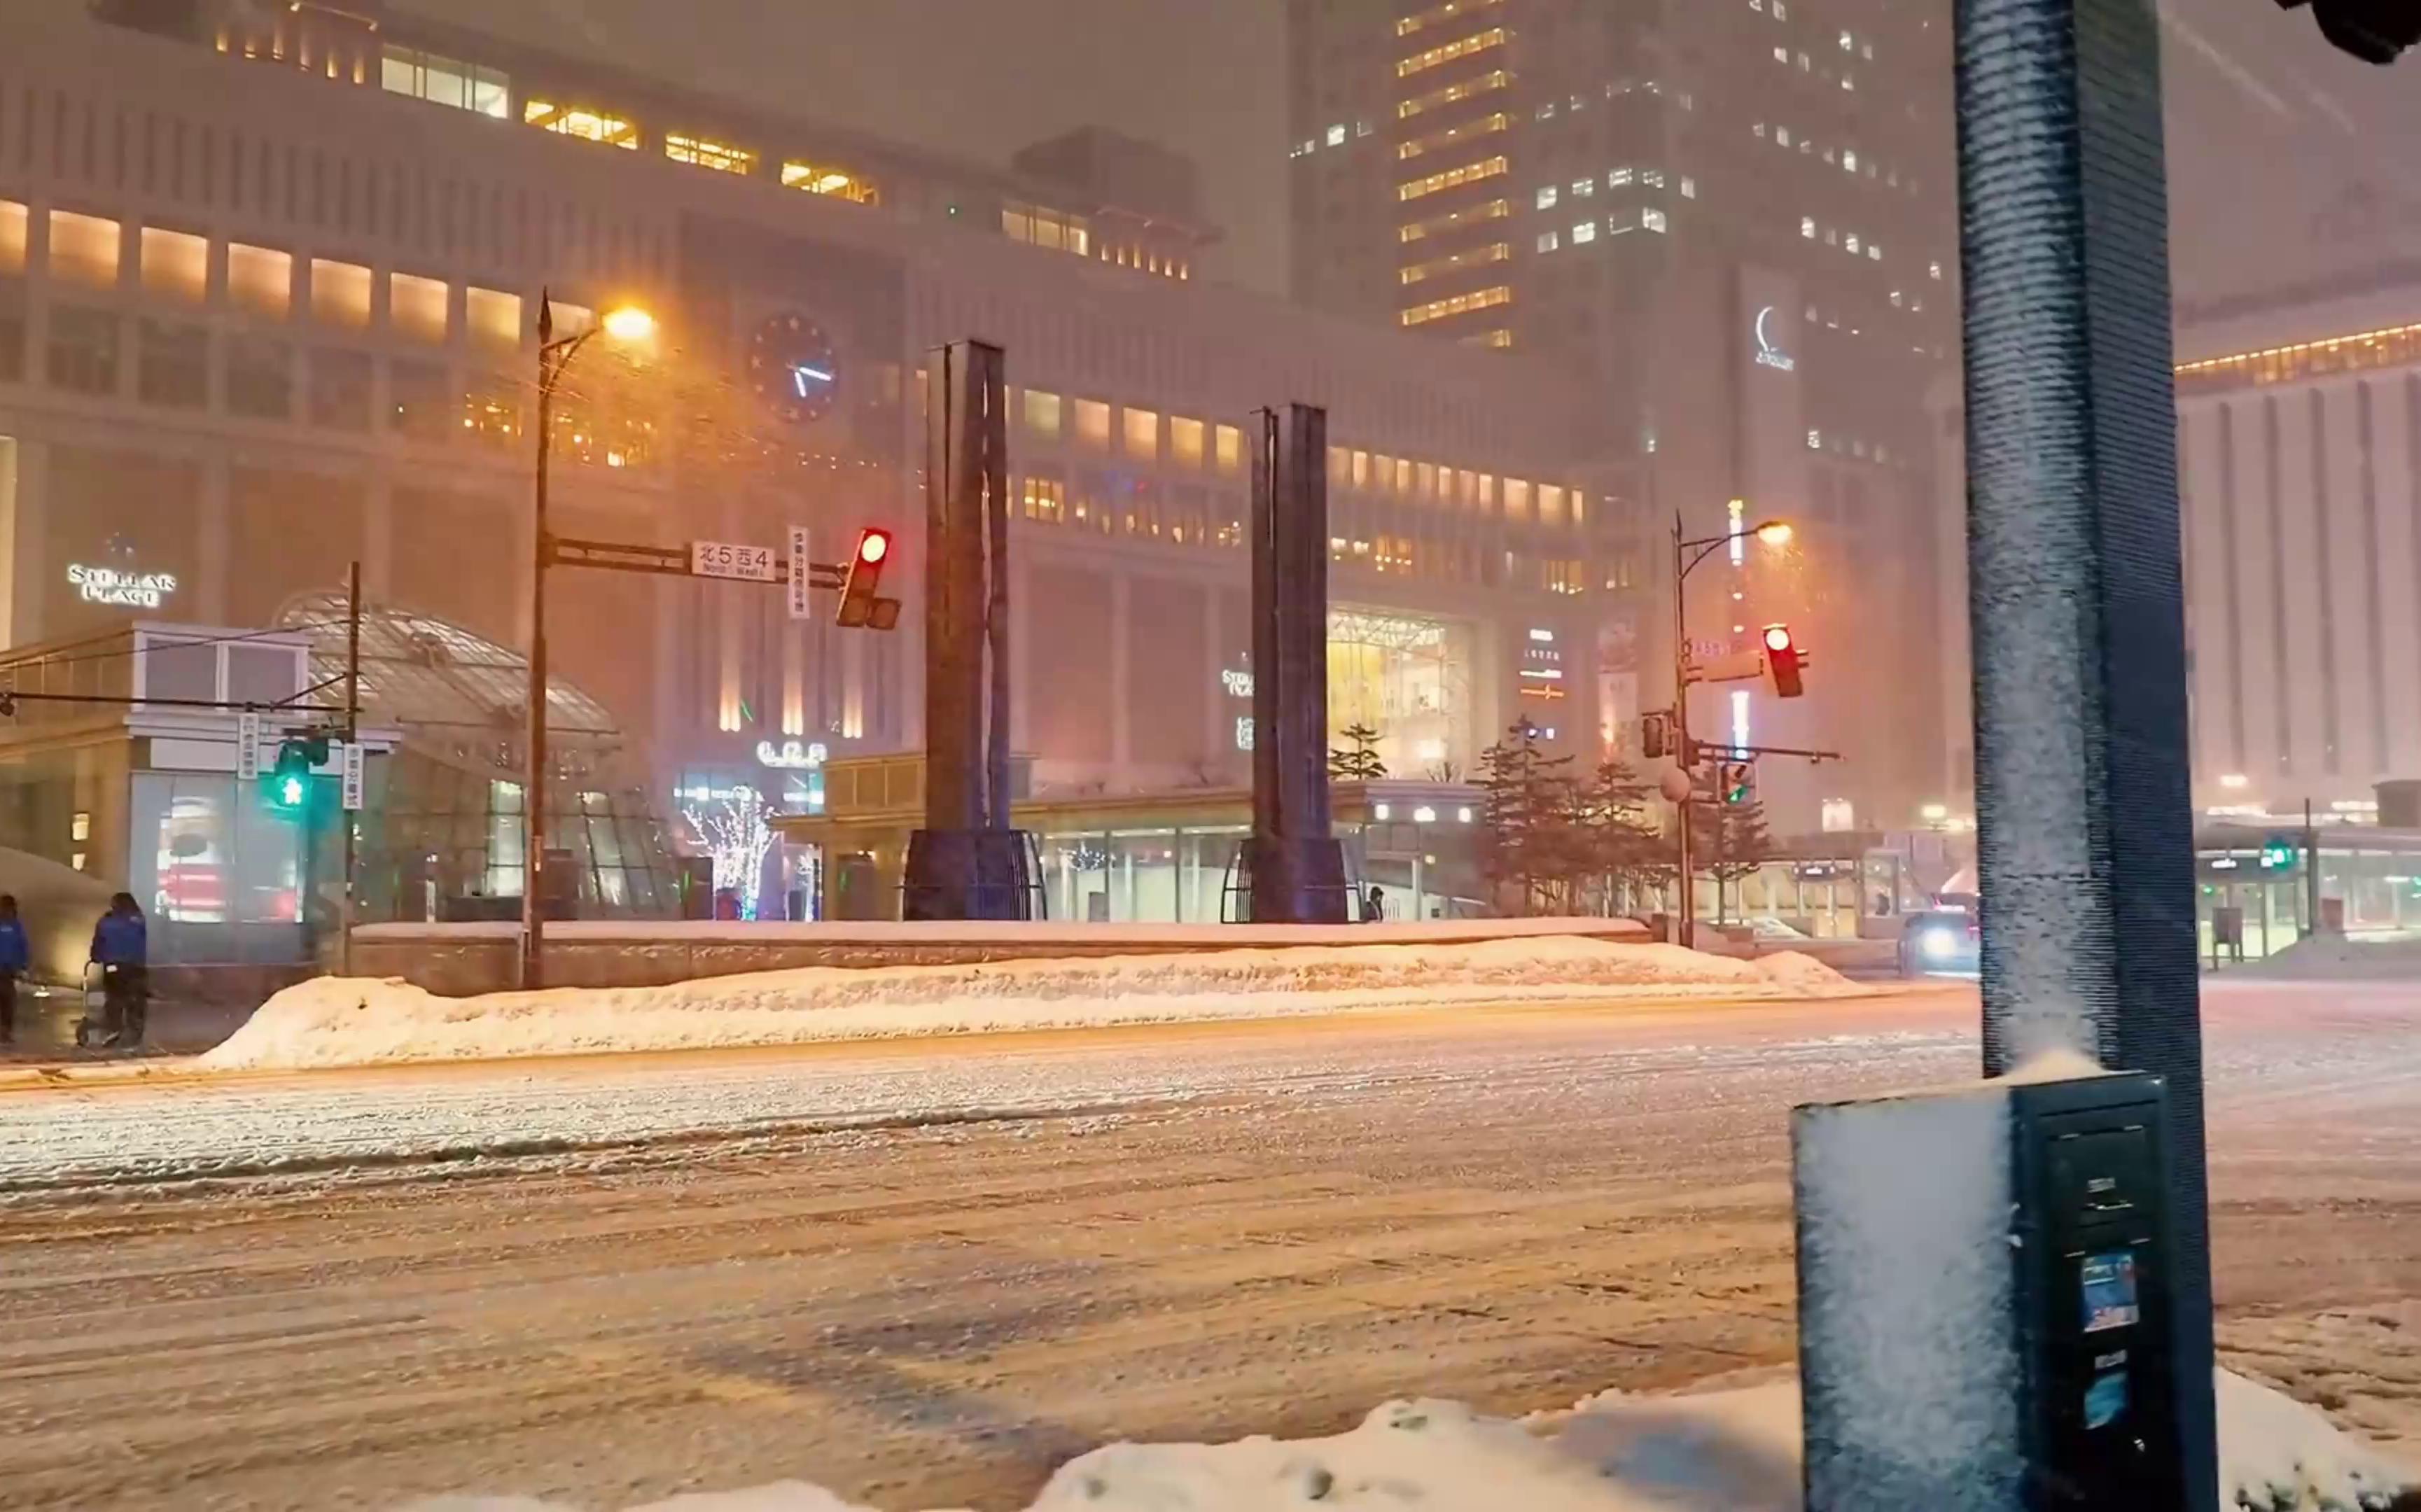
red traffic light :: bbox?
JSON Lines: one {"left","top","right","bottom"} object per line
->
{"left": 857, "top": 529, "right": 891, "bottom": 565}
{"left": 837, "top": 526, "right": 899, "bottom": 631}
{"left": 1764, "top": 623, "right": 1806, "bottom": 699}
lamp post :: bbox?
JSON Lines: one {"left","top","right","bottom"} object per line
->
{"left": 522, "top": 293, "right": 654, "bottom": 991}
{"left": 1669, "top": 512, "right": 1792, "bottom": 948}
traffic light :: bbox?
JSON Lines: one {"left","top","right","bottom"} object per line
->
{"left": 2258, "top": 836, "right": 2298, "bottom": 874}
{"left": 835, "top": 527, "right": 901, "bottom": 630}
{"left": 262, "top": 736, "right": 326, "bottom": 814}
{"left": 2277, "top": 0, "right": 2420, "bottom": 64}
{"left": 1641, "top": 712, "right": 1668, "bottom": 760}
{"left": 1720, "top": 761, "right": 1756, "bottom": 806}
{"left": 1764, "top": 623, "right": 1805, "bottom": 698}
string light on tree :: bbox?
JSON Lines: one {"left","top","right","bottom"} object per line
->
{"left": 684, "top": 785, "right": 776, "bottom": 920}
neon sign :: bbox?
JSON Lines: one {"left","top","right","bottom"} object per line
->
{"left": 68, "top": 564, "right": 179, "bottom": 609}
{"left": 755, "top": 739, "right": 828, "bottom": 770}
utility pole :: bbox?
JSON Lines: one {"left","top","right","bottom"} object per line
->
{"left": 523, "top": 295, "right": 559, "bottom": 993}
{"left": 1670, "top": 513, "right": 1694, "bottom": 948}
{"left": 1958, "top": 0, "right": 2214, "bottom": 1497}
{"left": 2303, "top": 797, "right": 2321, "bottom": 936}
{"left": 340, "top": 560, "right": 361, "bottom": 978}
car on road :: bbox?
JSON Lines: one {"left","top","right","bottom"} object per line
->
{"left": 1899, "top": 908, "right": 1981, "bottom": 977}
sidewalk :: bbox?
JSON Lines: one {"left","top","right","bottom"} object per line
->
{"left": 0, "top": 986, "right": 253, "bottom": 1065}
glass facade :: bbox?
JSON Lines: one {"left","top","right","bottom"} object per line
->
{"left": 1327, "top": 608, "right": 1474, "bottom": 778}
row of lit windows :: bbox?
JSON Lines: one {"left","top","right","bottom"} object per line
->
{"left": 1397, "top": 27, "right": 1507, "bottom": 78}
{"left": 1754, "top": 122, "right": 1916, "bottom": 196}
{"left": 1537, "top": 169, "right": 1692, "bottom": 209}
{"left": 1535, "top": 209, "right": 1668, "bottom": 251}
{"left": 1399, "top": 198, "right": 1512, "bottom": 244}
{"left": 2173, "top": 321, "right": 2421, "bottom": 396}
{"left": 1399, "top": 113, "right": 1513, "bottom": 162}
{"left": 1400, "top": 156, "right": 1510, "bottom": 203}
{"left": 1800, "top": 217, "right": 1886, "bottom": 262}
{"left": 1771, "top": 43, "right": 1858, "bottom": 92}
{"left": 1003, "top": 204, "right": 1091, "bottom": 257}
{"left": 0, "top": 202, "right": 534, "bottom": 346}
{"left": 1397, "top": 0, "right": 1504, "bottom": 38}
{"left": 1400, "top": 242, "right": 1511, "bottom": 286}
{"left": 1397, "top": 69, "right": 1514, "bottom": 120}
{"left": 1402, "top": 285, "right": 1512, "bottom": 327}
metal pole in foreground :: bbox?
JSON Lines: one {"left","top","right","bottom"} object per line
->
{"left": 1958, "top": 0, "right": 2214, "bottom": 1499}
{"left": 1670, "top": 514, "right": 1694, "bottom": 949}
{"left": 340, "top": 559, "right": 361, "bottom": 979}
{"left": 522, "top": 297, "right": 559, "bottom": 992}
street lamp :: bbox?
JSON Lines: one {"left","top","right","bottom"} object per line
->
{"left": 1668, "top": 512, "right": 1793, "bottom": 949}
{"left": 522, "top": 292, "right": 654, "bottom": 990}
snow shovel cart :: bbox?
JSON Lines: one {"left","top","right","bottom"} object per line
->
{"left": 72, "top": 963, "right": 114, "bottom": 1049}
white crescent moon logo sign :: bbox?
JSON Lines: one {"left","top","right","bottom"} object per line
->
{"left": 1754, "top": 303, "right": 1797, "bottom": 373}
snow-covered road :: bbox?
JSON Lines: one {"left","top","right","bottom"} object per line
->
{"left": 0, "top": 981, "right": 2415, "bottom": 1509}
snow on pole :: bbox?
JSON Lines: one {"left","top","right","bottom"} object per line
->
{"left": 1956, "top": 0, "right": 2214, "bottom": 1499}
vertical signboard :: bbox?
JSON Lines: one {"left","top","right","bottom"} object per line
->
{"left": 341, "top": 739, "right": 365, "bottom": 811}
{"left": 788, "top": 524, "right": 812, "bottom": 620}
{"left": 236, "top": 711, "right": 263, "bottom": 780}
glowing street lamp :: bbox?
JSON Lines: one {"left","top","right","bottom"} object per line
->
{"left": 521, "top": 293, "right": 657, "bottom": 990}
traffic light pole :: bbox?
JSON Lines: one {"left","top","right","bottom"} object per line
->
{"left": 340, "top": 560, "right": 361, "bottom": 978}
{"left": 1671, "top": 515, "right": 1696, "bottom": 949}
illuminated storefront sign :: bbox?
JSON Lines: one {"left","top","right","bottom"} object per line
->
{"left": 1753, "top": 304, "right": 1796, "bottom": 373}
{"left": 68, "top": 564, "right": 178, "bottom": 609}
{"left": 1220, "top": 668, "right": 1254, "bottom": 697}
{"left": 755, "top": 739, "right": 828, "bottom": 770}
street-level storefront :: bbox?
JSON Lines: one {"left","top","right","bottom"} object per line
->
{"left": 776, "top": 752, "right": 1488, "bottom": 924}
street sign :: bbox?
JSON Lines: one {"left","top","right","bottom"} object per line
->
{"left": 236, "top": 710, "right": 263, "bottom": 780}
{"left": 786, "top": 525, "right": 812, "bottom": 620}
{"left": 341, "top": 740, "right": 365, "bottom": 811}
{"left": 690, "top": 540, "right": 778, "bottom": 583}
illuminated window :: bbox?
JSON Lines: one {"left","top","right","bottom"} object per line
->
{"left": 1537, "top": 231, "right": 1560, "bottom": 253}
{"left": 1397, "top": 27, "right": 1507, "bottom": 77}
{"left": 1540, "top": 485, "right": 1566, "bottom": 525}
{"left": 664, "top": 134, "right": 757, "bottom": 176}
{"left": 1572, "top": 221, "right": 1598, "bottom": 245}
{"left": 1399, "top": 155, "right": 1509, "bottom": 202}
{"left": 1124, "top": 407, "right": 1159, "bottom": 460}
{"left": 1644, "top": 209, "right": 1669, "bottom": 233}
{"left": 310, "top": 258, "right": 372, "bottom": 328}
{"left": 1536, "top": 185, "right": 1559, "bottom": 210}
{"left": 781, "top": 161, "right": 879, "bottom": 205}
{"left": 467, "top": 288, "right": 522, "bottom": 349}
{"left": 1215, "top": 424, "right": 1243, "bottom": 475}
{"left": 1472, "top": 327, "right": 1513, "bottom": 351}
{"left": 1399, "top": 112, "right": 1511, "bottom": 160}
{"left": 1399, "top": 197, "right": 1511, "bottom": 243}
{"left": 1609, "top": 167, "right": 1633, "bottom": 188}
{"left": 1397, "top": 0, "right": 1503, "bottom": 35}
{"left": 227, "top": 244, "right": 291, "bottom": 318}
{"left": 1171, "top": 416, "right": 1206, "bottom": 468}
{"left": 49, "top": 211, "right": 121, "bottom": 289}
{"left": 1075, "top": 398, "right": 1111, "bottom": 449}
{"left": 1571, "top": 177, "right": 1596, "bottom": 198}
{"left": 523, "top": 100, "right": 639, "bottom": 149}
{"left": 1024, "top": 388, "right": 1062, "bottom": 439}
{"left": 1021, "top": 474, "right": 1066, "bottom": 523}
{"left": 1003, "top": 203, "right": 1093, "bottom": 256}
{"left": 1327, "top": 124, "right": 1347, "bottom": 146}
{"left": 0, "top": 201, "right": 24, "bottom": 274}
{"left": 139, "top": 227, "right": 207, "bottom": 303}
{"left": 1505, "top": 479, "right": 1531, "bottom": 521}
{"left": 389, "top": 272, "right": 449, "bottom": 342}
{"left": 1401, "top": 241, "right": 1510, "bottom": 284}
{"left": 550, "top": 301, "right": 596, "bottom": 338}
{"left": 1398, "top": 69, "right": 1512, "bottom": 120}
{"left": 1681, "top": 176, "right": 1697, "bottom": 198}
{"left": 380, "top": 45, "right": 508, "bottom": 118}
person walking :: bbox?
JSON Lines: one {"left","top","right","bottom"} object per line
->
{"left": 90, "top": 893, "right": 148, "bottom": 1048}
{"left": 1363, "top": 883, "right": 1387, "bottom": 924}
{"left": 0, "top": 895, "right": 25, "bottom": 1046}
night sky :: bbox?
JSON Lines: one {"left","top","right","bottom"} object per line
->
{"left": 398, "top": 0, "right": 1292, "bottom": 293}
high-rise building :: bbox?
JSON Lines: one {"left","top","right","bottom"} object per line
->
{"left": 1289, "top": 0, "right": 1961, "bottom": 832}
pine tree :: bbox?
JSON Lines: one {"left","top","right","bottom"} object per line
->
{"left": 1691, "top": 798, "right": 1776, "bottom": 923}
{"left": 1327, "top": 722, "right": 1389, "bottom": 781}
{"left": 1475, "top": 720, "right": 1578, "bottom": 916}
{"left": 1572, "top": 758, "right": 1665, "bottom": 916}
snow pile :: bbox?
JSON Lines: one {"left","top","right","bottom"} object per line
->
{"left": 405, "top": 1369, "right": 2413, "bottom": 1511}
{"left": 2234, "top": 934, "right": 2421, "bottom": 983}
{"left": 206, "top": 937, "right": 1859, "bottom": 1071}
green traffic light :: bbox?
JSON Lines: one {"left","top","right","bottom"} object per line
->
{"left": 278, "top": 774, "right": 306, "bottom": 808}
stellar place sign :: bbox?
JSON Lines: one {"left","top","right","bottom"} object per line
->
{"left": 68, "top": 564, "right": 179, "bottom": 609}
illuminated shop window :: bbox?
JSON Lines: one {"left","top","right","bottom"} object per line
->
{"left": 665, "top": 134, "right": 758, "bottom": 176}
{"left": 228, "top": 244, "right": 292, "bottom": 318}
{"left": 49, "top": 211, "right": 121, "bottom": 289}
{"left": 781, "top": 161, "right": 880, "bottom": 204}
{"left": 524, "top": 100, "right": 639, "bottom": 149}
{"left": 381, "top": 46, "right": 508, "bottom": 118}
{"left": 139, "top": 227, "right": 208, "bottom": 303}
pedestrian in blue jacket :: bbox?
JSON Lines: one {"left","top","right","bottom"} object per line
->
{"left": 0, "top": 895, "right": 27, "bottom": 1046}
{"left": 90, "top": 893, "right": 147, "bottom": 1047}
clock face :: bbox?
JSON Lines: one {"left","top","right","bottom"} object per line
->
{"left": 748, "top": 312, "right": 841, "bottom": 425}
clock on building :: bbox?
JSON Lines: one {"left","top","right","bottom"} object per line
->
{"left": 748, "top": 311, "right": 842, "bottom": 425}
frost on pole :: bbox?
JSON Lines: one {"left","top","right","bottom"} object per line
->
{"left": 1955, "top": 0, "right": 2212, "bottom": 1497}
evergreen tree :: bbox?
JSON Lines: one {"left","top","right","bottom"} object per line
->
{"left": 1691, "top": 798, "right": 1777, "bottom": 923}
{"left": 1328, "top": 722, "right": 1389, "bottom": 781}
{"left": 1474, "top": 720, "right": 1578, "bottom": 915}
{"left": 1572, "top": 758, "right": 1666, "bottom": 916}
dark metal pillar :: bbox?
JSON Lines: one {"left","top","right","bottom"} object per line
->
{"left": 1245, "top": 404, "right": 1348, "bottom": 924}
{"left": 1958, "top": 0, "right": 2214, "bottom": 1498}
{"left": 904, "top": 340, "right": 1034, "bottom": 920}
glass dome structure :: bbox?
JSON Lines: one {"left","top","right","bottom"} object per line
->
{"left": 279, "top": 594, "right": 680, "bottom": 921}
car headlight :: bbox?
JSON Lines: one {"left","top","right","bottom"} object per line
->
{"left": 1920, "top": 927, "right": 1960, "bottom": 961}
